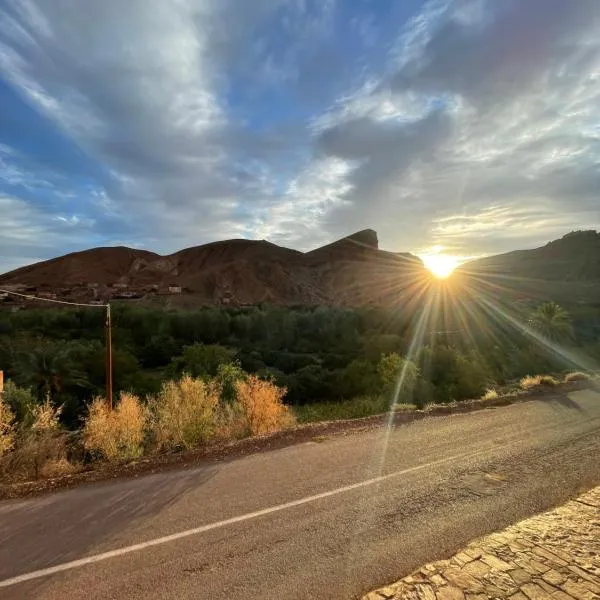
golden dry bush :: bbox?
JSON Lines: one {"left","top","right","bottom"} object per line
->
{"left": 31, "top": 396, "right": 62, "bottom": 432}
{"left": 520, "top": 375, "right": 541, "bottom": 389}
{"left": 1, "top": 397, "right": 79, "bottom": 482}
{"left": 83, "top": 393, "right": 147, "bottom": 462}
{"left": 564, "top": 371, "right": 590, "bottom": 382}
{"left": 0, "top": 395, "right": 16, "bottom": 458}
{"left": 38, "top": 457, "right": 78, "bottom": 478}
{"left": 234, "top": 375, "right": 295, "bottom": 436}
{"left": 215, "top": 401, "right": 247, "bottom": 441}
{"left": 481, "top": 388, "right": 499, "bottom": 401}
{"left": 5, "top": 432, "right": 75, "bottom": 481}
{"left": 540, "top": 375, "right": 560, "bottom": 386}
{"left": 149, "top": 375, "right": 219, "bottom": 451}
{"left": 520, "top": 374, "right": 560, "bottom": 390}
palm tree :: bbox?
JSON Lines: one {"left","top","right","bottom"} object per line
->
{"left": 529, "top": 302, "right": 573, "bottom": 342}
{"left": 15, "top": 344, "right": 89, "bottom": 399}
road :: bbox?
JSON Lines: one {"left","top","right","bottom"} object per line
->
{"left": 1, "top": 388, "right": 600, "bottom": 600}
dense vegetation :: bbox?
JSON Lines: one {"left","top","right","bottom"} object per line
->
{"left": 1, "top": 292, "right": 598, "bottom": 430}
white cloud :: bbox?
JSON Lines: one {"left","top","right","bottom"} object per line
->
{"left": 290, "top": 0, "right": 600, "bottom": 255}
{"left": 0, "top": 0, "right": 599, "bottom": 269}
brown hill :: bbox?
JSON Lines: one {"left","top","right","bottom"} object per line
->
{"left": 0, "top": 247, "right": 159, "bottom": 287}
{"left": 462, "top": 231, "right": 600, "bottom": 282}
{"left": 0, "top": 231, "right": 428, "bottom": 307}
{"left": 456, "top": 230, "right": 600, "bottom": 305}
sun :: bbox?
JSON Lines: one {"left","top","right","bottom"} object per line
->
{"left": 421, "top": 254, "right": 459, "bottom": 279}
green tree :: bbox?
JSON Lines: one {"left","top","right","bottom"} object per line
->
{"left": 170, "top": 343, "right": 236, "bottom": 378}
{"left": 14, "top": 344, "right": 89, "bottom": 399}
{"left": 336, "top": 359, "right": 379, "bottom": 399}
{"left": 529, "top": 302, "right": 573, "bottom": 342}
{"left": 2, "top": 380, "right": 36, "bottom": 426}
{"left": 377, "top": 353, "right": 419, "bottom": 402}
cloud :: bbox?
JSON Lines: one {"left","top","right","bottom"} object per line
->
{"left": 291, "top": 0, "right": 600, "bottom": 254}
{"left": 0, "top": 0, "right": 599, "bottom": 271}
{"left": 0, "top": 194, "right": 96, "bottom": 266}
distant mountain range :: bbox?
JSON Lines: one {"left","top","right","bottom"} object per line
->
{"left": 0, "top": 229, "right": 426, "bottom": 307}
{"left": 1, "top": 229, "right": 598, "bottom": 307}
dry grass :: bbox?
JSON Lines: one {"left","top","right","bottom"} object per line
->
{"left": 31, "top": 396, "right": 62, "bottom": 432}
{"left": 0, "top": 395, "right": 16, "bottom": 458}
{"left": 520, "top": 374, "right": 560, "bottom": 390}
{"left": 564, "top": 371, "right": 591, "bottom": 383}
{"left": 233, "top": 376, "right": 295, "bottom": 436}
{"left": 394, "top": 403, "right": 417, "bottom": 412}
{"left": 38, "top": 457, "right": 78, "bottom": 478}
{"left": 83, "top": 393, "right": 147, "bottom": 462}
{"left": 1, "top": 399, "right": 78, "bottom": 482}
{"left": 482, "top": 388, "right": 499, "bottom": 401}
{"left": 149, "top": 375, "right": 219, "bottom": 451}
{"left": 2, "top": 432, "right": 75, "bottom": 481}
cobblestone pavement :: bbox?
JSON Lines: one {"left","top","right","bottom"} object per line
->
{"left": 363, "top": 487, "right": 600, "bottom": 600}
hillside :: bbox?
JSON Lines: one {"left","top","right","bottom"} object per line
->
{"left": 0, "top": 230, "right": 426, "bottom": 307}
{"left": 458, "top": 230, "right": 600, "bottom": 305}
{"left": 0, "top": 247, "right": 160, "bottom": 287}
{"left": 463, "top": 231, "right": 600, "bottom": 281}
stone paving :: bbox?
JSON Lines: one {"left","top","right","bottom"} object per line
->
{"left": 363, "top": 487, "right": 600, "bottom": 600}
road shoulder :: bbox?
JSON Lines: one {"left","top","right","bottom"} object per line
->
{"left": 364, "top": 487, "right": 600, "bottom": 600}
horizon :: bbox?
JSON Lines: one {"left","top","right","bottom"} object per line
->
{"left": 1, "top": 1, "right": 600, "bottom": 273}
{"left": 1, "top": 227, "right": 596, "bottom": 279}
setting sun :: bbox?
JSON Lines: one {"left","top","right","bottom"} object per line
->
{"left": 421, "top": 254, "right": 459, "bottom": 279}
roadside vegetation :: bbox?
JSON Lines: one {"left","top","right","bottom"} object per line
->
{"left": 1, "top": 369, "right": 293, "bottom": 479}
{"left": 520, "top": 374, "right": 560, "bottom": 390}
{"left": 0, "top": 299, "right": 597, "bottom": 482}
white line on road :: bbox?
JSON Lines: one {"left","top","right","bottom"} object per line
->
{"left": 0, "top": 450, "right": 481, "bottom": 588}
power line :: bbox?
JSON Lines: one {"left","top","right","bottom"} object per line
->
{"left": 0, "top": 288, "right": 107, "bottom": 308}
{"left": 0, "top": 287, "right": 113, "bottom": 408}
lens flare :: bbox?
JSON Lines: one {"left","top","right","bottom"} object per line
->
{"left": 421, "top": 254, "right": 459, "bottom": 279}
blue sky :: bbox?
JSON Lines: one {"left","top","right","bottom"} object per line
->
{"left": 1, "top": 0, "right": 599, "bottom": 272}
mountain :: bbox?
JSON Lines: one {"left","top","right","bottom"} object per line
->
{"left": 0, "top": 247, "right": 160, "bottom": 287}
{"left": 0, "top": 230, "right": 426, "bottom": 307}
{"left": 458, "top": 230, "right": 600, "bottom": 305}
{"left": 463, "top": 231, "right": 600, "bottom": 282}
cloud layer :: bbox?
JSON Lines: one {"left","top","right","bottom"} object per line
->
{"left": 1, "top": 0, "right": 599, "bottom": 270}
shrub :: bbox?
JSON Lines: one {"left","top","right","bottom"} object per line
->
{"left": 0, "top": 394, "right": 16, "bottom": 458}
{"left": 216, "top": 362, "right": 246, "bottom": 404}
{"left": 520, "top": 374, "right": 560, "bottom": 390}
{"left": 1, "top": 398, "right": 78, "bottom": 481}
{"left": 336, "top": 359, "right": 380, "bottom": 399}
{"left": 2, "top": 380, "right": 36, "bottom": 426}
{"left": 31, "top": 396, "right": 62, "bottom": 432}
{"left": 38, "top": 457, "right": 78, "bottom": 478}
{"left": 149, "top": 375, "right": 219, "bottom": 451}
{"left": 564, "top": 371, "right": 591, "bottom": 382}
{"left": 83, "top": 393, "right": 147, "bottom": 462}
{"left": 454, "top": 354, "right": 490, "bottom": 401}
{"left": 3, "top": 431, "right": 74, "bottom": 481}
{"left": 377, "top": 353, "right": 419, "bottom": 403}
{"left": 233, "top": 376, "right": 295, "bottom": 436}
{"left": 413, "top": 378, "right": 434, "bottom": 409}
{"left": 482, "top": 388, "right": 499, "bottom": 401}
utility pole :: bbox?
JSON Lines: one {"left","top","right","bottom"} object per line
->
{"left": 105, "top": 303, "right": 113, "bottom": 410}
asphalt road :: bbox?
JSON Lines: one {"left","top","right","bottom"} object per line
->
{"left": 1, "top": 388, "right": 600, "bottom": 600}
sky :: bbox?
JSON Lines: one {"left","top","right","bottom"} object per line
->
{"left": 1, "top": 0, "right": 599, "bottom": 273}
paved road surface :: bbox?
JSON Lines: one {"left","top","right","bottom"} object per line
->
{"left": 1, "top": 388, "right": 600, "bottom": 600}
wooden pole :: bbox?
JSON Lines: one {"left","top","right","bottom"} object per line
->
{"left": 105, "top": 304, "right": 113, "bottom": 410}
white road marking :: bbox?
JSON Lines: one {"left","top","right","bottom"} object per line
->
{"left": 0, "top": 450, "right": 480, "bottom": 588}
